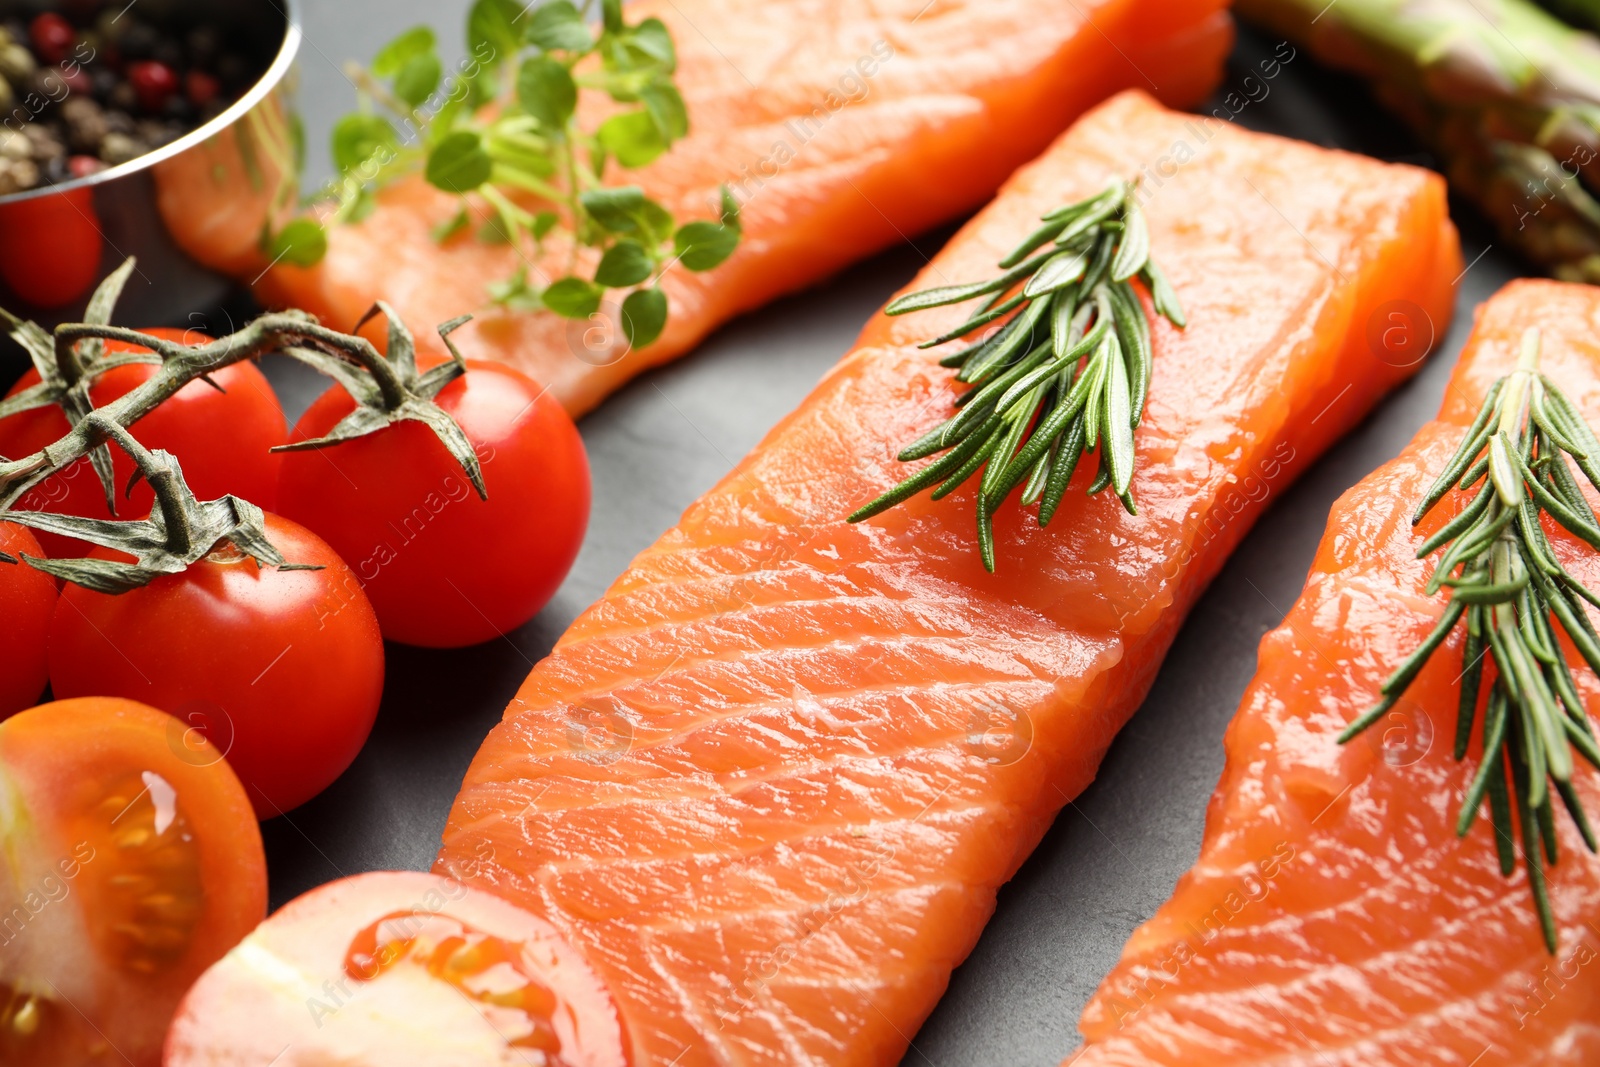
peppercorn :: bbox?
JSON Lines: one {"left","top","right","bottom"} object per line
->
{"left": 185, "top": 69, "right": 219, "bottom": 108}
{"left": 98, "top": 131, "right": 143, "bottom": 165}
{"left": 60, "top": 96, "right": 108, "bottom": 155}
{"left": 0, "top": 42, "right": 36, "bottom": 86}
{"left": 28, "top": 13, "right": 74, "bottom": 67}
{"left": 128, "top": 60, "right": 178, "bottom": 112}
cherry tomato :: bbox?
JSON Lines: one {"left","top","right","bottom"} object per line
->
{"left": 0, "top": 523, "right": 55, "bottom": 719}
{"left": 276, "top": 360, "right": 590, "bottom": 648}
{"left": 0, "top": 697, "right": 265, "bottom": 1066}
{"left": 166, "top": 871, "right": 631, "bottom": 1066}
{"left": 0, "top": 327, "right": 286, "bottom": 559}
{"left": 47, "top": 513, "right": 385, "bottom": 818}
{"left": 0, "top": 188, "right": 102, "bottom": 309}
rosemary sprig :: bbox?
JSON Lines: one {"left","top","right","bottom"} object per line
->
{"left": 846, "top": 180, "right": 1184, "bottom": 571}
{"left": 1340, "top": 327, "right": 1600, "bottom": 952}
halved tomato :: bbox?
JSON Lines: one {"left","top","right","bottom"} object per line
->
{"left": 0, "top": 697, "right": 265, "bottom": 1066}
{"left": 165, "top": 871, "right": 631, "bottom": 1066}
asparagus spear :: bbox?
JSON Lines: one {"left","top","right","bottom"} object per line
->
{"left": 1538, "top": 0, "right": 1600, "bottom": 35}
{"left": 1238, "top": 0, "right": 1600, "bottom": 282}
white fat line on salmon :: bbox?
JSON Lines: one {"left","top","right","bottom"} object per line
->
{"left": 713, "top": 783, "right": 954, "bottom": 1031}
{"left": 1161, "top": 441, "right": 1296, "bottom": 581}
{"left": 1132, "top": 41, "right": 1298, "bottom": 210}
{"left": 725, "top": 39, "right": 896, "bottom": 212}
{"left": 1509, "top": 921, "right": 1600, "bottom": 1031}
{"left": 1103, "top": 840, "right": 1299, "bottom": 1030}
{"left": 0, "top": 839, "right": 96, "bottom": 948}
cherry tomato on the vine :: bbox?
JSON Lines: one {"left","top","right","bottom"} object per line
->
{"left": 166, "top": 871, "right": 632, "bottom": 1066}
{"left": 276, "top": 359, "right": 590, "bottom": 648}
{"left": 0, "top": 697, "right": 265, "bottom": 1066}
{"left": 0, "top": 328, "right": 287, "bottom": 559}
{"left": 0, "top": 523, "right": 55, "bottom": 719}
{"left": 47, "top": 513, "right": 385, "bottom": 818}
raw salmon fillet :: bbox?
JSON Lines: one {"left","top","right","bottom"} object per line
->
{"left": 1073, "top": 280, "right": 1600, "bottom": 1066}
{"left": 187, "top": 0, "right": 1233, "bottom": 417}
{"left": 434, "top": 91, "right": 1462, "bottom": 1066}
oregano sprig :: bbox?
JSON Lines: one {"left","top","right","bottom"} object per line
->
{"left": 275, "top": 0, "right": 741, "bottom": 349}
{"left": 847, "top": 180, "right": 1184, "bottom": 571}
{"left": 1340, "top": 327, "right": 1600, "bottom": 952}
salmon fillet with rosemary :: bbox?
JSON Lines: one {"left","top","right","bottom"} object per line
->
{"left": 225, "top": 0, "right": 1232, "bottom": 417}
{"left": 433, "top": 90, "right": 1461, "bottom": 1066}
{"left": 1073, "top": 280, "right": 1600, "bottom": 1067}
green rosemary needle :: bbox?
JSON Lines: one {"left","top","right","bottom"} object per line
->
{"left": 846, "top": 179, "right": 1184, "bottom": 571}
{"left": 1340, "top": 327, "right": 1600, "bottom": 952}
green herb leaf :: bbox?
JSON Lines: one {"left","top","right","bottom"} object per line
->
{"left": 432, "top": 207, "right": 471, "bottom": 243}
{"left": 597, "top": 110, "right": 667, "bottom": 167}
{"left": 601, "top": 0, "right": 624, "bottom": 34}
{"left": 331, "top": 113, "right": 397, "bottom": 173}
{"left": 477, "top": 213, "right": 513, "bottom": 244}
{"left": 720, "top": 186, "right": 741, "bottom": 228}
{"left": 517, "top": 56, "right": 578, "bottom": 130}
{"left": 426, "top": 131, "right": 493, "bottom": 193}
{"left": 372, "top": 26, "right": 436, "bottom": 77}
{"left": 267, "top": 219, "right": 327, "bottom": 268}
{"left": 526, "top": 0, "right": 593, "bottom": 52}
{"left": 641, "top": 84, "right": 689, "bottom": 141}
{"left": 487, "top": 267, "right": 541, "bottom": 309}
{"left": 673, "top": 220, "right": 739, "bottom": 271}
{"left": 595, "top": 241, "right": 655, "bottom": 287}
{"left": 622, "top": 287, "right": 668, "bottom": 347}
{"left": 627, "top": 17, "right": 676, "bottom": 71}
{"left": 543, "top": 276, "right": 604, "bottom": 318}
{"left": 393, "top": 52, "right": 444, "bottom": 108}
{"left": 467, "top": 0, "right": 522, "bottom": 64}
{"left": 581, "top": 186, "right": 647, "bottom": 232}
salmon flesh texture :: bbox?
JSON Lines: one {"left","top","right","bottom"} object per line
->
{"left": 432, "top": 91, "right": 1462, "bottom": 1066}
{"left": 1073, "top": 279, "right": 1600, "bottom": 1067}
{"left": 170, "top": 0, "right": 1234, "bottom": 417}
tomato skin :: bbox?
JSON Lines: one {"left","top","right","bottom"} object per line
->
{"left": 276, "top": 359, "right": 590, "bottom": 648}
{"left": 0, "top": 327, "right": 287, "bottom": 559}
{"left": 166, "top": 870, "right": 632, "bottom": 1067}
{"left": 0, "top": 188, "right": 102, "bottom": 309}
{"left": 47, "top": 513, "right": 385, "bottom": 818}
{"left": 0, "top": 523, "right": 55, "bottom": 718}
{"left": 0, "top": 697, "right": 265, "bottom": 1067}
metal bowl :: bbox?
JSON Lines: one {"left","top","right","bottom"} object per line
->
{"left": 0, "top": 0, "right": 301, "bottom": 326}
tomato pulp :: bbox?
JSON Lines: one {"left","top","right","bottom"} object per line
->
{"left": 166, "top": 871, "right": 631, "bottom": 1066}
{"left": 0, "top": 524, "right": 55, "bottom": 719}
{"left": 0, "top": 697, "right": 265, "bottom": 1066}
{"left": 47, "top": 513, "right": 385, "bottom": 818}
{"left": 0, "top": 327, "right": 286, "bottom": 558}
{"left": 277, "top": 359, "right": 590, "bottom": 648}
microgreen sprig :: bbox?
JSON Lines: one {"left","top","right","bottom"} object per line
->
{"left": 847, "top": 180, "right": 1184, "bottom": 571}
{"left": 1340, "top": 327, "right": 1600, "bottom": 952}
{"left": 275, "top": 0, "right": 741, "bottom": 348}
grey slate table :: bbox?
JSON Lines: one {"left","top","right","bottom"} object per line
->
{"left": 35, "top": 4, "right": 1538, "bottom": 1062}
